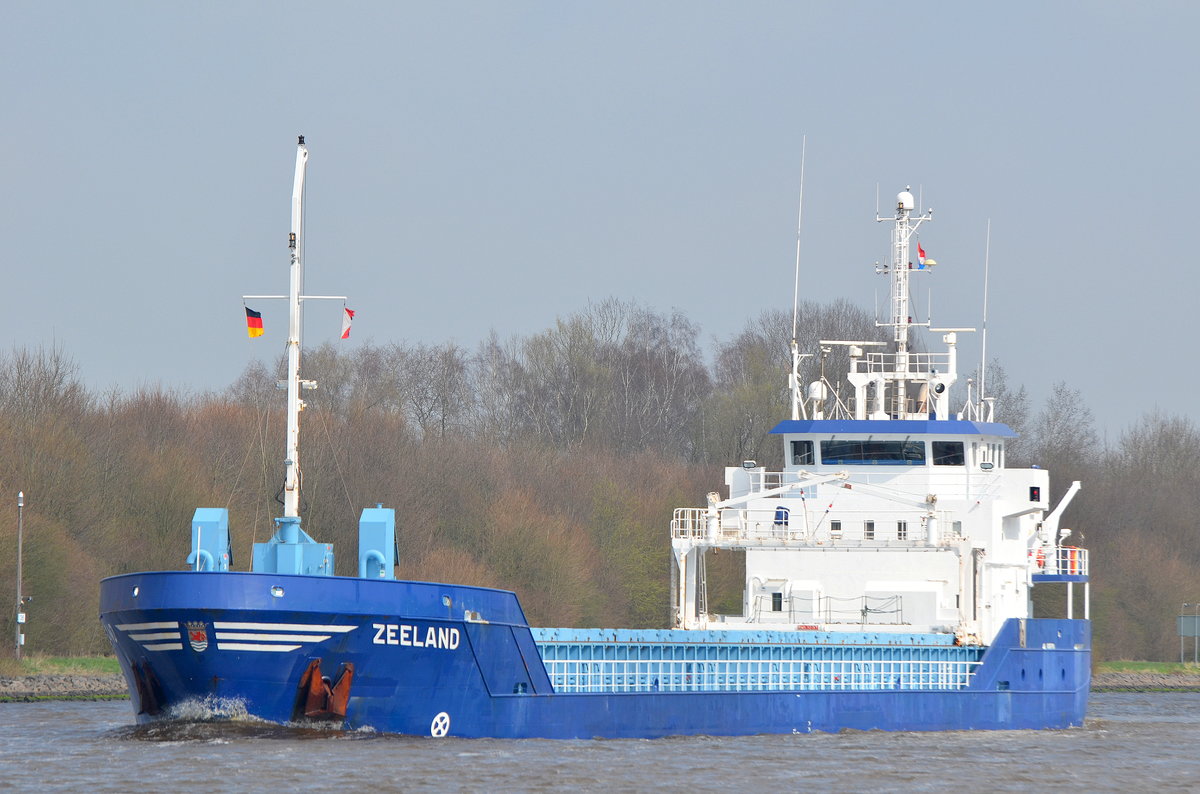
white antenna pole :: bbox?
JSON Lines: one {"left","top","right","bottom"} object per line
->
{"left": 791, "top": 135, "right": 806, "bottom": 341}
{"left": 283, "top": 136, "right": 308, "bottom": 519}
{"left": 979, "top": 219, "right": 991, "bottom": 406}
{"left": 790, "top": 136, "right": 807, "bottom": 420}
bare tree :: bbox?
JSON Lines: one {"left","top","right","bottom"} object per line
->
{"left": 699, "top": 300, "right": 882, "bottom": 465}
{"left": 1027, "top": 382, "right": 1098, "bottom": 478}
{"left": 402, "top": 343, "right": 472, "bottom": 440}
{"left": 962, "top": 360, "right": 1032, "bottom": 464}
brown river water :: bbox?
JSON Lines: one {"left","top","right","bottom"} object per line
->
{"left": 0, "top": 693, "right": 1196, "bottom": 792}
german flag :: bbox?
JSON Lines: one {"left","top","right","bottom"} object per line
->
{"left": 245, "top": 307, "right": 264, "bottom": 338}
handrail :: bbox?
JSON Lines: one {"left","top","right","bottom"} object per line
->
{"left": 1030, "top": 545, "right": 1089, "bottom": 576}
{"left": 854, "top": 350, "right": 954, "bottom": 375}
{"left": 672, "top": 506, "right": 960, "bottom": 545}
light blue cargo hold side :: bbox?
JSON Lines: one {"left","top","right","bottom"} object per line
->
{"left": 532, "top": 628, "right": 982, "bottom": 693}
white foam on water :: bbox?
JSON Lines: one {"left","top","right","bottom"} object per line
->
{"left": 162, "top": 695, "right": 258, "bottom": 723}
{"left": 281, "top": 717, "right": 345, "bottom": 732}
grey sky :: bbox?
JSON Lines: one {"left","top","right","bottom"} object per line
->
{"left": 2, "top": 2, "right": 1194, "bottom": 436}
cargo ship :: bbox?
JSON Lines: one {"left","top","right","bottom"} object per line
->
{"left": 99, "top": 139, "right": 1089, "bottom": 738}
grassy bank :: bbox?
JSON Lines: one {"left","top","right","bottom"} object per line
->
{"left": 1095, "top": 661, "right": 1200, "bottom": 675}
{"left": 0, "top": 654, "right": 121, "bottom": 677}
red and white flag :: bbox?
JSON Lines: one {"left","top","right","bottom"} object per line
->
{"left": 917, "top": 242, "right": 927, "bottom": 265}
{"left": 340, "top": 307, "right": 355, "bottom": 339}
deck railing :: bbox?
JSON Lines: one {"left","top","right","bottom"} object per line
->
{"left": 855, "top": 351, "right": 954, "bottom": 376}
{"left": 1031, "top": 546, "right": 1089, "bottom": 576}
{"left": 672, "top": 506, "right": 957, "bottom": 545}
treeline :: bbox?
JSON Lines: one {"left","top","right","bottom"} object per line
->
{"left": 0, "top": 301, "right": 1192, "bottom": 661}
{"left": 279, "top": 297, "right": 882, "bottom": 463}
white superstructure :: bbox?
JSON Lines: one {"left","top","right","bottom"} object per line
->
{"left": 671, "top": 189, "right": 1086, "bottom": 646}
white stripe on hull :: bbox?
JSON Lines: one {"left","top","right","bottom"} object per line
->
{"left": 214, "top": 632, "right": 332, "bottom": 643}
{"left": 116, "top": 621, "right": 179, "bottom": 631}
{"left": 213, "top": 622, "right": 355, "bottom": 633}
{"left": 215, "top": 642, "right": 302, "bottom": 652}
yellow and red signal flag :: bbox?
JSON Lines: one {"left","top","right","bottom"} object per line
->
{"left": 245, "top": 306, "right": 264, "bottom": 338}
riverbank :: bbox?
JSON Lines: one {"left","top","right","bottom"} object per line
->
{"left": 0, "top": 673, "right": 127, "bottom": 702}
{"left": 1091, "top": 671, "right": 1200, "bottom": 692}
{"left": 2, "top": 670, "right": 1199, "bottom": 701}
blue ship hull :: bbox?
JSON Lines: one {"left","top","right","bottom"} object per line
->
{"left": 99, "top": 570, "right": 1090, "bottom": 738}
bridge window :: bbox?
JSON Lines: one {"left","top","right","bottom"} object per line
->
{"left": 820, "top": 439, "right": 925, "bottom": 465}
{"left": 791, "top": 439, "right": 814, "bottom": 465}
{"left": 897, "top": 521, "right": 908, "bottom": 540}
{"left": 771, "top": 592, "right": 783, "bottom": 612}
{"left": 932, "top": 441, "right": 965, "bottom": 465}
{"left": 864, "top": 520, "right": 875, "bottom": 540}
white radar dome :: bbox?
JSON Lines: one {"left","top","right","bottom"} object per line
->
{"left": 897, "top": 191, "right": 915, "bottom": 210}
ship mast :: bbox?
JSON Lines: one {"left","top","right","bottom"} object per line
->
{"left": 244, "top": 137, "right": 348, "bottom": 575}
{"left": 284, "top": 136, "right": 308, "bottom": 519}
{"left": 876, "top": 188, "right": 932, "bottom": 414}
{"left": 820, "top": 187, "right": 961, "bottom": 422}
